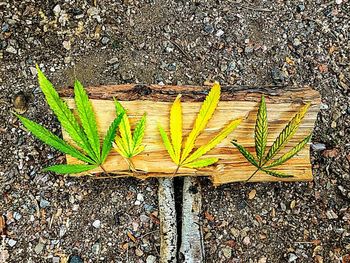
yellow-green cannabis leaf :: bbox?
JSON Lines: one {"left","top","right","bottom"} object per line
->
{"left": 159, "top": 82, "right": 242, "bottom": 173}
{"left": 232, "top": 95, "right": 311, "bottom": 181}
{"left": 15, "top": 65, "right": 124, "bottom": 174}
{"left": 113, "top": 99, "right": 146, "bottom": 171}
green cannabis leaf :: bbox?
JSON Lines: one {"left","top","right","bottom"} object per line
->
{"left": 159, "top": 82, "right": 242, "bottom": 174}
{"left": 15, "top": 65, "right": 124, "bottom": 174}
{"left": 232, "top": 95, "right": 311, "bottom": 181}
{"left": 113, "top": 99, "right": 146, "bottom": 172}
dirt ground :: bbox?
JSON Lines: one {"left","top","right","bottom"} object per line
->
{"left": 1, "top": 0, "right": 349, "bottom": 262}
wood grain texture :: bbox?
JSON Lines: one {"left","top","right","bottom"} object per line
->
{"left": 60, "top": 84, "right": 321, "bottom": 185}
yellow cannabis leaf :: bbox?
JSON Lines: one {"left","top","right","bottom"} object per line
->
{"left": 159, "top": 82, "right": 242, "bottom": 173}
{"left": 113, "top": 100, "right": 146, "bottom": 171}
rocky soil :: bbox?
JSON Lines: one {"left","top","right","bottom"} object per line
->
{"left": 1, "top": 0, "right": 349, "bottom": 262}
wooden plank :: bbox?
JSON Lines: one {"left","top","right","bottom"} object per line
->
{"left": 59, "top": 84, "right": 320, "bottom": 185}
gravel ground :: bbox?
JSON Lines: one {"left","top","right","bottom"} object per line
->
{"left": 1, "top": 0, "right": 350, "bottom": 262}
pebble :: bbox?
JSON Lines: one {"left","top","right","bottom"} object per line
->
{"left": 29, "top": 66, "right": 37, "bottom": 76}
{"left": 63, "top": 40, "right": 71, "bottom": 51}
{"left": 293, "top": 38, "right": 301, "bottom": 46}
{"left": 53, "top": 5, "right": 61, "bottom": 15}
{"left": 288, "top": 253, "right": 298, "bottom": 262}
{"left": 68, "top": 255, "right": 83, "bottom": 263}
{"left": 311, "top": 143, "right": 326, "bottom": 151}
{"left": 92, "top": 219, "right": 101, "bottom": 228}
{"left": 243, "top": 236, "right": 250, "bottom": 246}
{"left": 5, "top": 46, "right": 17, "bottom": 54}
{"left": 101, "top": 36, "right": 110, "bottom": 45}
{"left": 13, "top": 212, "right": 22, "bottom": 220}
{"left": 146, "top": 255, "right": 157, "bottom": 263}
{"left": 52, "top": 257, "right": 60, "bottom": 263}
{"left": 215, "top": 29, "right": 224, "bottom": 37}
{"left": 320, "top": 103, "right": 329, "bottom": 110}
{"left": 258, "top": 257, "right": 267, "bottom": 263}
{"left": 2, "top": 23, "right": 9, "bottom": 32}
{"left": 326, "top": 210, "right": 338, "bottom": 219}
{"left": 34, "top": 242, "right": 44, "bottom": 254}
{"left": 203, "top": 24, "right": 214, "bottom": 34}
{"left": 7, "top": 239, "right": 17, "bottom": 247}
{"left": 91, "top": 242, "right": 100, "bottom": 255}
{"left": 107, "top": 57, "right": 118, "bottom": 65}
{"left": 230, "top": 227, "right": 240, "bottom": 238}
{"left": 39, "top": 198, "right": 50, "bottom": 208}
{"left": 137, "top": 193, "right": 144, "bottom": 202}
{"left": 222, "top": 247, "right": 232, "bottom": 258}
{"left": 135, "top": 248, "right": 143, "bottom": 256}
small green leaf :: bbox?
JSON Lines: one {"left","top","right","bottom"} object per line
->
{"left": 43, "top": 164, "right": 98, "bottom": 174}
{"left": 183, "top": 157, "right": 218, "bottom": 168}
{"left": 132, "top": 113, "right": 146, "bottom": 153}
{"left": 265, "top": 134, "right": 311, "bottom": 169}
{"left": 74, "top": 80, "right": 100, "bottom": 161}
{"left": 36, "top": 65, "right": 93, "bottom": 158}
{"left": 231, "top": 141, "right": 259, "bottom": 168}
{"left": 261, "top": 169, "right": 293, "bottom": 178}
{"left": 101, "top": 113, "right": 124, "bottom": 163}
{"left": 16, "top": 113, "right": 93, "bottom": 164}
{"left": 264, "top": 103, "right": 310, "bottom": 162}
{"left": 255, "top": 95, "right": 268, "bottom": 164}
{"left": 158, "top": 124, "right": 176, "bottom": 163}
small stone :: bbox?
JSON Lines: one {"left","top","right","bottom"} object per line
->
{"left": 280, "top": 202, "right": 286, "bottom": 211}
{"left": 92, "top": 219, "right": 101, "bottom": 228}
{"left": 39, "top": 198, "right": 50, "bottom": 208}
{"left": 297, "top": 4, "right": 305, "bottom": 12}
{"left": 63, "top": 40, "right": 71, "bottom": 50}
{"left": 91, "top": 242, "right": 100, "bottom": 255}
{"left": 87, "top": 7, "right": 99, "bottom": 16}
{"left": 230, "top": 227, "right": 240, "bottom": 238}
{"left": 5, "top": 46, "right": 17, "bottom": 54}
{"left": 290, "top": 200, "right": 296, "bottom": 209}
{"left": 68, "top": 255, "right": 83, "bottom": 263}
{"left": 137, "top": 193, "right": 144, "bottom": 202}
{"left": 311, "top": 143, "right": 326, "bottom": 151}
{"left": 101, "top": 36, "right": 110, "bottom": 45}
{"left": 288, "top": 253, "right": 298, "bottom": 262}
{"left": 135, "top": 248, "right": 143, "bottom": 257}
{"left": 336, "top": 0, "right": 342, "bottom": 4}
{"left": 215, "top": 29, "right": 224, "bottom": 37}
{"left": 293, "top": 38, "right": 301, "bottom": 46}
{"left": 7, "top": 239, "right": 17, "bottom": 247}
{"left": 331, "top": 121, "right": 337, "bottom": 128}
{"left": 52, "top": 257, "right": 60, "bottom": 263}
{"left": 245, "top": 46, "right": 254, "bottom": 53}
{"left": 203, "top": 24, "right": 214, "bottom": 33}
{"left": 107, "top": 57, "right": 118, "bottom": 64}
{"left": 258, "top": 257, "right": 267, "bottom": 263}
{"left": 248, "top": 189, "right": 256, "bottom": 200}
{"left": 326, "top": 210, "right": 338, "bottom": 219}
{"left": 167, "top": 63, "right": 177, "bottom": 71}
{"left": 320, "top": 103, "right": 329, "bottom": 110}
{"left": 146, "top": 255, "right": 157, "bottom": 263}
{"left": 1, "top": 23, "right": 9, "bottom": 32}
{"left": 53, "top": 4, "right": 61, "bottom": 15}
{"left": 29, "top": 66, "right": 37, "bottom": 76}
{"left": 242, "top": 236, "right": 250, "bottom": 246}
{"left": 13, "top": 212, "right": 22, "bottom": 220}
{"left": 34, "top": 242, "right": 45, "bottom": 254}
{"left": 222, "top": 247, "right": 232, "bottom": 258}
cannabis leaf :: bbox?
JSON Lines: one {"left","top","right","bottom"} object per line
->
{"left": 232, "top": 95, "right": 311, "bottom": 181}
{"left": 113, "top": 99, "right": 146, "bottom": 171}
{"left": 159, "top": 82, "right": 242, "bottom": 173}
{"left": 15, "top": 65, "right": 124, "bottom": 174}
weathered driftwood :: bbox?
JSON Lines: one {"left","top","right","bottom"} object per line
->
{"left": 179, "top": 177, "right": 204, "bottom": 262}
{"left": 60, "top": 84, "right": 320, "bottom": 185}
{"left": 158, "top": 178, "right": 177, "bottom": 263}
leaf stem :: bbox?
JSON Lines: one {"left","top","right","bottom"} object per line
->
{"left": 99, "top": 165, "right": 108, "bottom": 175}
{"left": 246, "top": 168, "right": 260, "bottom": 182}
{"left": 172, "top": 165, "right": 180, "bottom": 177}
